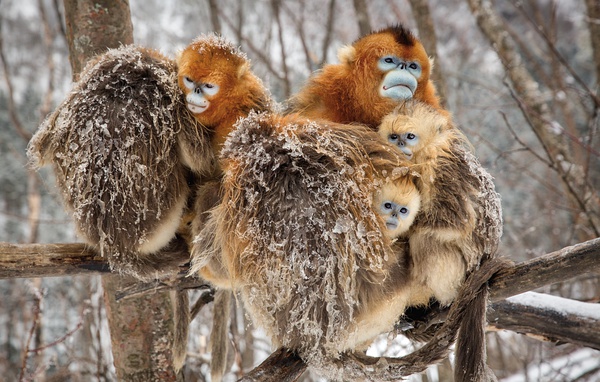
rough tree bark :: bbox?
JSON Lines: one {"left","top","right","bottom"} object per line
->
{"left": 352, "top": 0, "right": 372, "bottom": 37}
{"left": 63, "top": 0, "right": 134, "bottom": 81}
{"left": 61, "top": 1, "right": 183, "bottom": 380}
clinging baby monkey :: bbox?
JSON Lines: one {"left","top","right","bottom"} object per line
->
{"left": 378, "top": 100, "right": 503, "bottom": 382}
{"left": 373, "top": 176, "right": 421, "bottom": 240}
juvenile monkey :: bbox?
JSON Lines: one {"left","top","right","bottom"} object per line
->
{"left": 286, "top": 24, "right": 445, "bottom": 128}
{"left": 378, "top": 100, "right": 503, "bottom": 382}
{"left": 378, "top": 100, "right": 502, "bottom": 305}
{"left": 373, "top": 176, "right": 421, "bottom": 240}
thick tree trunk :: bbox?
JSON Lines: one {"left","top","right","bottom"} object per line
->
{"left": 63, "top": 0, "right": 134, "bottom": 80}
{"left": 61, "top": 1, "right": 182, "bottom": 379}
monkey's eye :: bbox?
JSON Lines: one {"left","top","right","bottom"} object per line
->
{"left": 399, "top": 207, "right": 409, "bottom": 215}
{"left": 182, "top": 76, "right": 195, "bottom": 90}
{"left": 409, "top": 63, "right": 419, "bottom": 70}
{"left": 383, "top": 202, "right": 393, "bottom": 211}
{"left": 201, "top": 83, "right": 220, "bottom": 96}
{"left": 406, "top": 133, "right": 416, "bottom": 140}
{"left": 388, "top": 133, "right": 399, "bottom": 143}
{"left": 378, "top": 56, "right": 400, "bottom": 70}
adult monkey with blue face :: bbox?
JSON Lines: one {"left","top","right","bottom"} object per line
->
{"left": 286, "top": 24, "right": 445, "bottom": 127}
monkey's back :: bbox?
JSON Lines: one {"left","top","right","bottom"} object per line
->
{"left": 194, "top": 112, "right": 412, "bottom": 358}
{"left": 28, "top": 46, "right": 203, "bottom": 278}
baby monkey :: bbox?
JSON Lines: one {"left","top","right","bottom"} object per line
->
{"left": 378, "top": 100, "right": 502, "bottom": 306}
{"left": 378, "top": 100, "right": 503, "bottom": 382}
{"left": 373, "top": 176, "right": 421, "bottom": 240}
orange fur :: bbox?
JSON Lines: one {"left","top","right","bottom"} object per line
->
{"left": 287, "top": 25, "right": 444, "bottom": 128}
{"left": 177, "top": 35, "right": 271, "bottom": 153}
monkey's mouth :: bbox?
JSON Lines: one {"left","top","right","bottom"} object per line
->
{"left": 386, "top": 222, "right": 398, "bottom": 230}
{"left": 187, "top": 102, "right": 208, "bottom": 114}
{"left": 383, "top": 84, "right": 414, "bottom": 95}
{"left": 400, "top": 147, "right": 413, "bottom": 160}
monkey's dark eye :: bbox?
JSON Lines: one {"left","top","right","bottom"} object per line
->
{"left": 384, "top": 202, "right": 392, "bottom": 210}
{"left": 205, "top": 84, "right": 214, "bottom": 88}
{"left": 389, "top": 133, "right": 399, "bottom": 142}
{"left": 406, "top": 133, "right": 416, "bottom": 140}
{"left": 400, "top": 207, "right": 408, "bottom": 215}
{"left": 409, "top": 63, "right": 419, "bottom": 70}
{"left": 182, "top": 76, "right": 195, "bottom": 90}
{"left": 384, "top": 57, "right": 394, "bottom": 64}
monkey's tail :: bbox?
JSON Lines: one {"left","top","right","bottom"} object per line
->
{"left": 454, "top": 254, "right": 500, "bottom": 382}
{"left": 172, "top": 289, "right": 190, "bottom": 372}
{"left": 210, "top": 289, "right": 232, "bottom": 382}
{"left": 326, "top": 255, "right": 512, "bottom": 381}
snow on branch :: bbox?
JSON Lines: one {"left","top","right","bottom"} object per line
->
{"left": 490, "top": 292, "right": 600, "bottom": 350}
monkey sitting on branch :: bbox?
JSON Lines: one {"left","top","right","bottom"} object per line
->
{"left": 27, "top": 46, "right": 211, "bottom": 280}
{"left": 27, "top": 34, "right": 273, "bottom": 374}
{"left": 377, "top": 100, "right": 504, "bottom": 381}
{"left": 191, "top": 111, "right": 415, "bottom": 355}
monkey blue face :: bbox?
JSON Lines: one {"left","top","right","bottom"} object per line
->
{"left": 182, "top": 76, "right": 220, "bottom": 114}
{"left": 379, "top": 200, "right": 414, "bottom": 238}
{"left": 387, "top": 131, "right": 419, "bottom": 160}
{"left": 378, "top": 55, "right": 422, "bottom": 101}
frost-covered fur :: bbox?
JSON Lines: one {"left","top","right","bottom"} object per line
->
{"left": 192, "top": 112, "right": 416, "bottom": 360}
{"left": 27, "top": 46, "right": 216, "bottom": 280}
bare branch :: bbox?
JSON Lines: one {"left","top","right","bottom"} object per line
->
{"left": 489, "top": 292, "right": 600, "bottom": 350}
{"left": 352, "top": 0, "right": 371, "bottom": 37}
{"left": 0, "top": 242, "right": 109, "bottom": 279}
{"left": 217, "top": 10, "right": 285, "bottom": 83}
{"left": 271, "top": 0, "right": 291, "bottom": 97}
{"left": 238, "top": 348, "right": 305, "bottom": 382}
{"left": 207, "top": 0, "right": 222, "bottom": 35}
{"left": 408, "top": 0, "right": 448, "bottom": 107}
{"left": 488, "top": 238, "right": 600, "bottom": 301}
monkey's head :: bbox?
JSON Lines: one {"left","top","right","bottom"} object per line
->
{"left": 177, "top": 35, "right": 271, "bottom": 150}
{"left": 378, "top": 101, "right": 451, "bottom": 163}
{"left": 373, "top": 177, "right": 421, "bottom": 239}
{"left": 339, "top": 25, "right": 440, "bottom": 125}
{"left": 288, "top": 25, "right": 442, "bottom": 127}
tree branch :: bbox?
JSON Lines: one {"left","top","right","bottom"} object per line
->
{"left": 489, "top": 292, "right": 600, "bottom": 350}
{"left": 488, "top": 238, "right": 600, "bottom": 301}
{"left": 1, "top": 238, "right": 599, "bottom": 380}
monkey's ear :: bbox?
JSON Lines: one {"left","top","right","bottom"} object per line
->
{"left": 337, "top": 45, "right": 357, "bottom": 65}
{"left": 237, "top": 61, "right": 250, "bottom": 78}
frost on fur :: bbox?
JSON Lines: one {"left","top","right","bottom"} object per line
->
{"left": 27, "top": 45, "right": 214, "bottom": 280}
{"left": 193, "top": 111, "right": 412, "bottom": 361}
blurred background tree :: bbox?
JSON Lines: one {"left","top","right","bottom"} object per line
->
{"left": 0, "top": 0, "right": 598, "bottom": 381}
